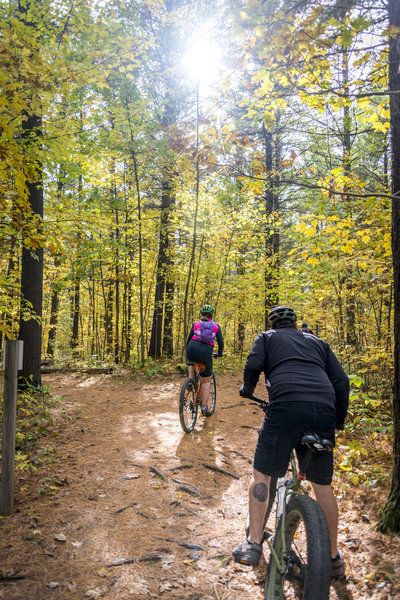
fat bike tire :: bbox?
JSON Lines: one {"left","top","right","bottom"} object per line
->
{"left": 179, "top": 378, "right": 198, "bottom": 433}
{"left": 265, "top": 494, "right": 331, "bottom": 600}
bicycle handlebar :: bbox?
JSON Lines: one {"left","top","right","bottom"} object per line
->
{"left": 246, "top": 393, "right": 269, "bottom": 412}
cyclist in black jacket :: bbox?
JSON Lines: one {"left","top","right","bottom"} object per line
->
{"left": 232, "top": 306, "right": 349, "bottom": 578}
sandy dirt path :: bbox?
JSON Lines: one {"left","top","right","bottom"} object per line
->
{"left": 0, "top": 372, "right": 398, "bottom": 599}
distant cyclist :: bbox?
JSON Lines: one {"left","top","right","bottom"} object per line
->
{"left": 186, "top": 305, "right": 224, "bottom": 417}
{"left": 301, "top": 322, "right": 314, "bottom": 334}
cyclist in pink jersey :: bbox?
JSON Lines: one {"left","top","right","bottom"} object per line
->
{"left": 186, "top": 304, "right": 224, "bottom": 416}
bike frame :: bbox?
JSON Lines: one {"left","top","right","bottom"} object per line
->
{"left": 190, "top": 363, "right": 203, "bottom": 404}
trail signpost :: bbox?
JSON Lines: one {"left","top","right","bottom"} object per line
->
{"left": 1, "top": 340, "right": 23, "bottom": 516}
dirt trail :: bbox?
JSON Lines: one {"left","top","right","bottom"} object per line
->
{"left": 0, "top": 372, "right": 399, "bottom": 600}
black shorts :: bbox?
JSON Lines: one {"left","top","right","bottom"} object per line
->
{"left": 186, "top": 340, "right": 213, "bottom": 377}
{"left": 253, "top": 401, "right": 336, "bottom": 485}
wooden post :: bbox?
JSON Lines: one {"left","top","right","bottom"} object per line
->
{"left": 1, "top": 340, "right": 20, "bottom": 516}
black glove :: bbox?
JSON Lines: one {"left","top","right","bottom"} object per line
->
{"left": 239, "top": 385, "right": 252, "bottom": 398}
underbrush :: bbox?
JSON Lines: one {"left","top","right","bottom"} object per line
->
{"left": 0, "top": 384, "right": 61, "bottom": 476}
{"left": 129, "top": 353, "right": 244, "bottom": 379}
{"left": 334, "top": 374, "right": 392, "bottom": 489}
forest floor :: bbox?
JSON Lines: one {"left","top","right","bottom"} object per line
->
{"left": 0, "top": 371, "right": 399, "bottom": 600}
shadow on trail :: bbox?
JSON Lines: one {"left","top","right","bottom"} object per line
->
{"left": 174, "top": 414, "right": 242, "bottom": 503}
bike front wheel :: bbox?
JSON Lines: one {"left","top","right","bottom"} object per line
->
{"left": 265, "top": 494, "right": 331, "bottom": 600}
{"left": 208, "top": 372, "right": 217, "bottom": 415}
{"left": 179, "top": 378, "right": 198, "bottom": 433}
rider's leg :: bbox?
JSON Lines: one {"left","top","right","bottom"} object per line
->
{"left": 311, "top": 482, "right": 338, "bottom": 558}
{"left": 232, "top": 467, "right": 271, "bottom": 565}
{"left": 248, "top": 468, "right": 271, "bottom": 544}
{"left": 199, "top": 375, "right": 211, "bottom": 407}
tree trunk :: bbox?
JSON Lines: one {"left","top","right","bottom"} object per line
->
{"left": 182, "top": 87, "right": 200, "bottom": 355}
{"left": 70, "top": 273, "right": 80, "bottom": 353}
{"left": 263, "top": 124, "right": 279, "bottom": 328}
{"left": 47, "top": 283, "right": 59, "bottom": 358}
{"left": 379, "top": 0, "right": 400, "bottom": 533}
{"left": 237, "top": 250, "right": 246, "bottom": 353}
{"left": 163, "top": 280, "right": 174, "bottom": 357}
{"left": 4, "top": 244, "right": 18, "bottom": 338}
{"left": 18, "top": 112, "right": 43, "bottom": 388}
{"left": 342, "top": 44, "right": 357, "bottom": 349}
{"left": 105, "top": 281, "right": 114, "bottom": 356}
{"left": 148, "top": 177, "right": 174, "bottom": 358}
{"left": 148, "top": 1, "right": 178, "bottom": 359}
{"left": 128, "top": 144, "right": 145, "bottom": 366}
{"left": 114, "top": 209, "right": 120, "bottom": 364}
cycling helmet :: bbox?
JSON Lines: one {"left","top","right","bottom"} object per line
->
{"left": 268, "top": 306, "right": 297, "bottom": 328}
{"left": 200, "top": 304, "right": 215, "bottom": 316}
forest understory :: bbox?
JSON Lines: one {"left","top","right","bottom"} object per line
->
{"left": 0, "top": 371, "right": 399, "bottom": 600}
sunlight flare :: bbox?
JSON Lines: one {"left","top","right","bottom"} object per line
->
{"left": 182, "top": 39, "right": 221, "bottom": 86}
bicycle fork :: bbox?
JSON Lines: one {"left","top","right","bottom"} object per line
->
{"left": 266, "top": 483, "right": 291, "bottom": 574}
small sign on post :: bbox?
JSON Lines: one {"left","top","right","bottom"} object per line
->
{"left": 1, "top": 340, "right": 23, "bottom": 516}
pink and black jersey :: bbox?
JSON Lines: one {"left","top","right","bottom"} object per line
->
{"left": 186, "top": 318, "right": 224, "bottom": 351}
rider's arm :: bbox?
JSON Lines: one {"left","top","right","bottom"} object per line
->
{"left": 186, "top": 325, "right": 195, "bottom": 347}
{"left": 215, "top": 326, "right": 224, "bottom": 355}
{"left": 241, "top": 333, "right": 266, "bottom": 396}
{"left": 326, "top": 346, "right": 350, "bottom": 429}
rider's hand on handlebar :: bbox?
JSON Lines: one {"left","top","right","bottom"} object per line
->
{"left": 239, "top": 385, "right": 253, "bottom": 398}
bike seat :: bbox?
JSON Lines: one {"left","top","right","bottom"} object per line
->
{"left": 301, "top": 433, "right": 333, "bottom": 452}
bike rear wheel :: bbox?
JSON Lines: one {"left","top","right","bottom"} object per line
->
{"left": 179, "top": 378, "right": 198, "bottom": 433}
{"left": 208, "top": 372, "right": 217, "bottom": 415}
{"left": 265, "top": 494, "right": 331, "bottom": 600}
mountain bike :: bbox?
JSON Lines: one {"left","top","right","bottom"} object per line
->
{"left": 247, "top": 395, "right": 333, "bottom": 600}
{"left": 178, "top": 354, "right": 219, "bottom": 433}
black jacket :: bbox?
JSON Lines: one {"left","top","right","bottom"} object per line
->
{"left": 243, "top": 326, "right": 349, "bottom": 429}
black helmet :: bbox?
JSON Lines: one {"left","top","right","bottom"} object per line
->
{"left": 268, "top": 306, "right": 297, "bottom": 328}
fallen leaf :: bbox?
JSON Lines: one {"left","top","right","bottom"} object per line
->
{"left": 96, "top": 568, "right": 109, "bottom": 578}
{"left": 68, "top": 582, "right": 77, "bottom": 591}
{"left": 72, "top": 541, "right": 82, "bottom": 548}
{"left": 85, "top": 587, "right": 103, "bottom": 598}
{"left": 46, "top": 582, "right": 59, "bottom": 589}
{"left": 54, "top": 533, "right": 67, "bottom": 542}
{"left": 360, "top": 514, "right": 371, "bottom": 523}
{"left": 129, "top": 581, "right": 150, "bottom": 594}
